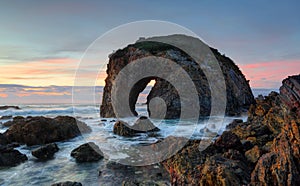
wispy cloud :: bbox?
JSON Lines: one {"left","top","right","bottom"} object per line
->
{"left": 0, "top": 58, "right": 78, "bottom": 86}
{"left": 240, "top": 59, "right": 300, "bottom": 88}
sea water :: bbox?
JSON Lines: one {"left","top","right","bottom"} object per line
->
{"left": 0, "top": 89, "right": 274, "bottom": 185}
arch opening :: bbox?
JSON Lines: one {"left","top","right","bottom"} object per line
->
{"left": 129, "top": 78, "right": 156, "bottom": 117}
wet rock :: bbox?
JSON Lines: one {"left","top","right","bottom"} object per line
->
{"left": 226, "top": 119, "right": 244, "bottom": 130}
{"left": 0, "top": 133, "right": 8, "bottom": 145}
{"left": 51, "top": 181, "right": 82, "bottom": 186}
{"left": 113, "top": 121, "right": 138, "bottom": 137}
{"left": 0, "top": 145, "right": 28, "bottom": 167}
{"left": 245, "top": 145, "right": 261, "bottom": 163}
{"left": 0, "top": 106, "right": 20, "bottom": 110}
{"left": 122, "top": 180, "right": 168, "bottom": 186}
{"left": 113, "top": 117, "right": 159, "bottom": 137}
{"left": 32, "top": 143, "right": 59, "bottom": 160}
{"left": 106, "top": 161, "right": 133, "bottom": 170}
{"left": 0, "top": 115, "right": 12, "bottom": 120}
{"left": 71, "top": 142, "right": 103, "bottom": 162}
{"left": 131, "top": 116, "right": 160, "bottom": 132}
{"left": 4, "top": 116, "right": 91, "bottom": 146}
{"left": 100, "top": 35, "right": 254, "bottom": 119}
{"left": 2, "top": 116, "right": 25, "bottom": 127}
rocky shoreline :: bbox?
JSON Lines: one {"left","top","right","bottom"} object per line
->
{"left": 162, "top": 75, "right": 300, "bottom": 185}
{"left": 0, "top": 75, "right": 299, "bottom": 185}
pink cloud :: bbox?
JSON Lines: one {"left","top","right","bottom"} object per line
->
{"left": 240, "top": 59, "right": 300, "bottom": 88}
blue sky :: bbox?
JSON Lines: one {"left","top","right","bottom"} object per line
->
{"left": 0, "top": 0, "right": 299, "bottom": 103}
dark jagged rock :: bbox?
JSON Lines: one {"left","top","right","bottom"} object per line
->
{"left": 131, "top": 116, "right": 160, "bottom": 132}
{"left": 71, "top": 142, "right": 104, "bottom": 162}
{"left": 280, "top": 74, "right": 300, "bottom": 116}
{"left": 4, "top": 116, "right": 91, "bottom": 146}
{"left": 51, "top": 181, "right": 82, "bottom": 186}
{"left": 0, "top": 145, "right": 28, "bottom": 167}
{"left": 113, "top": 117, "right": 159, "bottom": 137}
{"left": 3, "top": 116, "right": 25, "bottom": 127}
{"left": 122, "top": 180, "right": 168, "bottom": 186}
{"left": 0, "top": 106, "right": 20, "bottom": 110}
{"left": 214, "top": 131, "right": 243, "bottom": 151}
{"left": 0, "top": 133, "right": 8, "bottom": 145}
{"left": 162, "top": 134, "right": 251, "bottom": 185}
{"left": 0, "top": 115, "right": 12, "bottom": 120}
{"left": 113, "top": 121, "right": 138, "bottom": 137}
{"left": 100, "top": 35, "right": 254, "bottom": 119}
{"left": 32, "top": 143, "right": 59, "bottom": 160}
{"left": 162, "top": 75, "right": 300, "bottom": 185}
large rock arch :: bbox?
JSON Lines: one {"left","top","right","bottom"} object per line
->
{"left": 100, "top": 35, "right": 254, "bottom": 119}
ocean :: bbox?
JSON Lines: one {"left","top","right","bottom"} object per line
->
{"left": 0, "top": 88, "right": 276, "bottom": 185}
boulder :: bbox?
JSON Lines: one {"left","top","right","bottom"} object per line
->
{"left": 32, "top": 143, "right": 59, "bottom": 160}
{"left": 0, "top": 115, "right": 12, "bottom": 120}
{"left": 0, "top": 145, "right": 28, "bottom": 167}
{"left": 113, "top": 117, "right": 159, "bottom": 137}
{"left": 3, "top": 116, "right": 25, "bottom": 127}
{"left": 131, "top": 116, "right": 160, "bottom": 132}
{"left": 0, "top": 133, "right": 8, "bottom": 145}
{"left": 51, "top": 181, "right": 82, "bottom": 186}
{"left": 0, "top": 106, "right": 20, "bottom": 110}
{"left": 100, "top": 35, "right": 254, "bottom": 119}
{"left": 4, "top": 116, "right": 91, "bottom": 146}
{"left": 71, "top": 142, "right": 104, "bottom": 162}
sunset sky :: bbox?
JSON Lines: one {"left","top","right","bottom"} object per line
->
{"left": 0, "top": 1, "right": 300, "bottom": 103}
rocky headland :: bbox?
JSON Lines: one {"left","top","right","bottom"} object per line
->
{"left": 101, "top": 35, "right": 254, "bottom": 119}
{"left": 162, "top": 75, "right": 300, "bottom": 185}
{"left": 99, "top": 35, "right": 299, "bottom": 185}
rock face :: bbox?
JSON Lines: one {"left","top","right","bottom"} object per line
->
{"left": 0, "top": 145, "right": 28, "bottom": 167}
{"left": 71, "top": 142, "right": 104, "bottom": 162}
{"left": 280, "top": 74, "right": 300, "bottom": 116}
{"left": 100, "top": 35, "right": 254, "bottom": 119}
{"left": 32, "top": 143, "right": 59, "bottom": 160}
{"left": 163, "top": 132, "right": 251, "bottom": 185}
{"left": 4, "top": 116, "right": 91, "bottom": 146}
{"left": 113, "top": 117, "right": 160, "bottom": 137}
{"left": 162, "top": 75, "right": 300, "bottom": 185}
